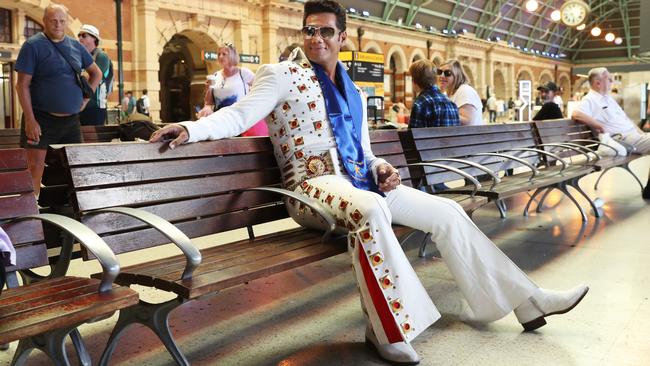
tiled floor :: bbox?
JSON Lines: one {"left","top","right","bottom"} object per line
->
{"left": 2, "top": 157, "right": 649, "bottom": 366}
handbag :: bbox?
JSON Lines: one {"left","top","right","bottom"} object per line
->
{"left": 44, "top": 33, "right": 94, "bottom": 98}
{"left": 119, "top": 119, "right": 160, "bottom": 141}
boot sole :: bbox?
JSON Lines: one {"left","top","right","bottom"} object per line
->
{"left": 365, "top": 337, "right": 420, "bottom": 365}
{"left": 522, "top": 286, "right": 589, "bottom": 332}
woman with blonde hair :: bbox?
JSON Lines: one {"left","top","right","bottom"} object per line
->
{"left": 197, "top": 43, "right": 268, "bottom": 136}
{"left": 438, "top": 59, "right": 484, "bottom": 125}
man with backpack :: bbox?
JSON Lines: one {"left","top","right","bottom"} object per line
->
{"left": 136, "top": 89, "right": 150, "bottom": 116}
{"left": 78, "top": 24, "right": 113, "bottom": 125}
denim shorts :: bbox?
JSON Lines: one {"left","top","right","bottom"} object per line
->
{"left": 20, "top": 110, "right": 82, "bottom": 149}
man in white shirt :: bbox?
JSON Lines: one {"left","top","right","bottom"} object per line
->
{"left": 572, "top": 67, "right": 650, "bottom": 199}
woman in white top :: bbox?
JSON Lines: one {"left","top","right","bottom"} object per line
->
{"left": 197, "top": 43, "right": 267, "bottom": 136}
{"left": 438, "top": 59, "right": 484, "bottom": 125}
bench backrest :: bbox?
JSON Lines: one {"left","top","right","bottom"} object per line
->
{"left": 402, "top": 122, "right": 540, "bottom": 188}
{"left": 533, "top": 118, "right": 596, "bottom": 163}
{"left": 45, "top": 131, "right": 412, "bottom": 259}
{"left": 0, "top": 129, "right": 21, "bottom": 149}
{"left": 0, "top": 149, "right": 49, "bottom": 272}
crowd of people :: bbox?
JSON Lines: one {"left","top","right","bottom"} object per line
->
{"left": 10, "top": 1, "right": 649, "bottom": 364}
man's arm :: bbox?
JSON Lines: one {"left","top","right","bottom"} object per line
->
{"left": 408, "top": 100, "right": 424, "bottom": 128}
{"left": 571, "top": 110, "right": 605, "bottom": 133}
{"left": 81, "top": 62, "right": 102, "bottom": 111}
{"left": 16, "top": 72, "right": 40, "bottom": 143}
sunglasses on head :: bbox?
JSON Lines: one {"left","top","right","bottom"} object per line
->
{"left": 436, "top": 69, "right": 453, "bottom": 77}
{"left": 301, "top": 25, "right": 339, "bottom": 40}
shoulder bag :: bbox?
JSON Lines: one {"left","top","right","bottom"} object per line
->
{"left": 44, "top": 33, "right": 94, "bottom": 98}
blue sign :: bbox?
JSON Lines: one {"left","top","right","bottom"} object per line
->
{"left": 203, "top": 51, "right": 217, "bottom": 61}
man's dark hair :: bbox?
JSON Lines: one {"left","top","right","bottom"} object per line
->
{"left": 303, "top": 0, "right": 347, "bottom": 32}
{"left": 142, "top": 89, "right": 148, "bottom": 95}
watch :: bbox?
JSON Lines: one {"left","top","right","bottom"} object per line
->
{"left": 560, "top": 0, "right": 590, "bottom": 27}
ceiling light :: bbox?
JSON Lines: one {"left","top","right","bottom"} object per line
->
{"left": 525, "top": 0, "right": 539, "bottom": 12}
{"left": 361, "top": 10, "right": 370, "bottom": 17}
{"left": 605, "top": 32, "right": 615, "bottom": 42}
{"left": 614, "top": 37, "right": 623, "bottom": 45}
{"left": 462, "top": 28, "right": 468, "bottom": 34}
{"left": 348, "top": 8, "right": 356, "bottom": 14}
{"left": 415, "top": 23, "right": 423, "bottom": 29}
{"left": 576, "top": 24, "right": 586, "bottom": 31}
{"left": 550, "top": 10, "right": 561, "bottom": 22}
{"left": 495, "top": 36, "right": 501, "bottom": 41}
{"left": 591, "top": 26, "right": 601, "bottom": 37}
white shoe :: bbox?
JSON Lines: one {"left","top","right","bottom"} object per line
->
{"left": 365, "top": 326, "right": 420, "bottom": 365}
{"left": 514, "top": 285, "right": 589, "bottom": 331}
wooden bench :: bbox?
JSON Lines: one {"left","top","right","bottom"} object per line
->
{"left": 401, "top": 122, "right": 598, "bottom": 222}
{"left": 41, "top": 131, "right": 416, "bottom": 366}
{"left": 0, "top": 125, "right": 121, "bottom": 149}
{"left": 0, "top": 148, "right": 138, "bottom": 365}
{"left": 533, "top": 118, "right": 645, "bottom": 193}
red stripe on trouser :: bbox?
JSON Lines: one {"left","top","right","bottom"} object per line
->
{"left": 359, "top": 244, "right": 403, "bottom": 343}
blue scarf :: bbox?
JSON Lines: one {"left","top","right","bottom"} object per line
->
{"left": 312, "top": 62, "right": 380, "bottom": 195}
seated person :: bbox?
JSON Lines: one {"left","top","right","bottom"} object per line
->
{"left": 408, "top": 60, "right": 459, "bottom": 127}
{"left": 152, "top": 1, "right": 589, "bottom": 364}
{"left": 533, "top": 82, "right": 563, "bottom": 120}
{"left": 571, "top": 67, "right": 650, "bottom": 199}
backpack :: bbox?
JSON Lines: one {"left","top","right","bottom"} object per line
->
{"left": 119, "top": 114, "right": 159, "bottom": 141}
{"left": 136, "top": 97, "right": 146, "bottom": 114}
{"left": 104, "top": 59, "right": 114, "bottom": 95}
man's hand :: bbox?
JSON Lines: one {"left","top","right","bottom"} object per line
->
{"left": 196, "top": 105, "right": 214, "bottom": 118}
{"left": 149, "top": 124, "right": 189, "bottom": 149}
{"left": 24, "top": 116, "right": 41, "bottom": 145}
{"left": 376, "top": 163, "right": 401, "bottom": 193}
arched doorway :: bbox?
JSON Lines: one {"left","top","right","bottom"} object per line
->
{"left": 159, "top": 32, "right": 217, "bottom": 122}
{"left": 493, "top": 69, "right": 506, "bottom": 99}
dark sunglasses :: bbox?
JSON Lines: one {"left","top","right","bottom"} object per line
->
{"left": 436, "top": 69, "right": 453, "bottom": 77}
{"left": 301, "top": 26, "right": 339, "bottom": 40}
{"left": 78, "top": 33, "right": 92, "bottom": 39}
{"left": 223, "top": 42, "right": 234, "bottom": 49}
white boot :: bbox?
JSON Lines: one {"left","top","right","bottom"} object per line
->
{"left": 514, "top": 285, "right": 589, "bottom": 331}
{"left": 365, "top": 326, "right": 420, "bottom": 365}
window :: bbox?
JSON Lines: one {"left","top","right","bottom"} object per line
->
{"left": 0, "top": 8, "right": 11, "bottom": 43}
{"left": 24, "top": 16, "right": 42, "bottom": 39}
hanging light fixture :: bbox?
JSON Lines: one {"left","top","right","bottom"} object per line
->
{"left": 576, "top": 24, "right": 586, "bottom": 30}
{"left": 605, "top": 32, "right": 615, "bottom": 42}
{"left": 525, "top": 0, "right": 539, "bottom": 12}
{"left": 614, "top": 37, "right": 623, "bottom": 45}
{"left": 551, "top": 9, "right": 561, "bottom": 22}
{"left": 591, "top": 26, "right": 601, "bottom": 37}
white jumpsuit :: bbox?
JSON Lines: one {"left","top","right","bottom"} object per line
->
{"left": 181, "top": 50, "right": 539, "bottom": 345}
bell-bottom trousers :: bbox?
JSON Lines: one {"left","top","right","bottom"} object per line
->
{"left": 288, "top": 175, "right": 538, "bottom": 345}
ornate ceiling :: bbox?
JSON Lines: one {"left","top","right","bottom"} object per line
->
{"left": 340, "top": 0, "right": 642, "bottom": 64}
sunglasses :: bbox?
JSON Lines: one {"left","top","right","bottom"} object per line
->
{"left": 78, "top": 33, "right": 92, "bottom": 39}
{"left": 436, "top": 69, "right": 453, "bottom": 77}
{"left": 301, "top": 26, "right": 339, "bottom": 40}
{"left": 223, "top": 42, "right": 234, "bottom": 49}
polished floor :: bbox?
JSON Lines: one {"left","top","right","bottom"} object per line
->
{"left": 2, "top": 157, "right": 649, "bottom": 366}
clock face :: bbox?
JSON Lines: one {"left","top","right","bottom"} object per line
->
{"left": 561, "top": 1, "right": 589, "bottom": 27}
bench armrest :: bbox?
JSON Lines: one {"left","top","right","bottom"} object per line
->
{"left": 407, "top": 163, "right": 482, "bottom": 195}
{"left": 504, "top": 147, "right": 569, "bottom": 173}
{"left": 537, "top": 143, "right": 593, "bottom": 163}
{"left": 8, "top": 214, "right": 119, "bottom": 293}
{"left": 241, "top": 187, "right": 339, "bottom": 242}
{"left": 569, "top": 139, "right": 619, "bottom": 158}
{"left": 85, "top": 207, "right": 202, "bottom": 281}
{"left": 470, "top": 152, "right": 540, "bottom": 181}
{"left": 422, "top": 158, "right": 500, "bottom": 190}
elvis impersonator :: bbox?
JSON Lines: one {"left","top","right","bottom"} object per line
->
{"left": 151, "top": 1, "right": 588, "bottom": 364}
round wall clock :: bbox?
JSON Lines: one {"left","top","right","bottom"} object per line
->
{"left": 560, "top": 0, "right": 590, "bottom": 27}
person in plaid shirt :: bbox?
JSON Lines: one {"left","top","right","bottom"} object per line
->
{"left": 408, "top": 60, "right": 459, "bottom": 128}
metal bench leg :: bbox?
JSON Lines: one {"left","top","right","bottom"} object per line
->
{"left": 495, "top": 199, "right": 507, "bottom": 218}
{"left": 524, "top": 187, "right": 546, "bottom": 217}
{"left": 621, "top": 162, "right": 645, "bottom": 191}
{"left": 99, "top": 297, "right": 188, "bottom": 366}
{"left": 568, "top": 178, "right": 602, "bottom": 218}
{"left": 12, "top": 327, "right": 79, "bottom": 366}
{"left": 69, "top": 329, "right": 92, "bottom": 366}
{"left": 558, "top": 182, "right": 588, "bottom": 222}
{"left": 418, "top": 233, "right": 432, "bottom": 258}
{"left": 536, "top": 187, "right": 554, "bottom": 213}
{"left": 593, "top": 167, "right": 612, "bottom": 190}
